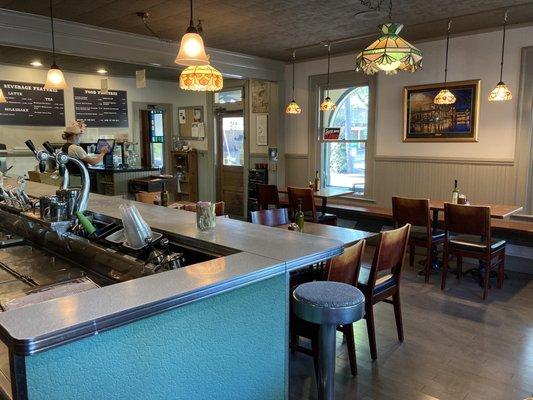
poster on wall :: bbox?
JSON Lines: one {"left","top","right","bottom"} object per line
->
{"left": 403, "top": 80, "right": 480, "bottom": 142}
{"left": 256, "top": 114, "right": 268, "bottom": 146}
{"left": 323, "top": 127, "right": 341, "bottom": 141}
{"left": 0, "top": 80, "right": 65, "bottom": 126}
{"left": 73, "top": 87, "right": 128, "bottom": 128}
{"left": 251, "top": 80, "right": 269, "bottom": 113}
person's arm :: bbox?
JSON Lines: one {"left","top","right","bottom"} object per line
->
{"left": 71, "top": 145, "right": 107, "bottom": 166}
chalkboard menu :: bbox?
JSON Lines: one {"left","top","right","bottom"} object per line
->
{"left": 74, "top": 88, "right": 128, "bottom": 128}
{"left": 0, "top": 80, "right": 65, "bottom": 126}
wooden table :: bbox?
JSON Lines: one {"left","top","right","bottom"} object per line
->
{"left": 277, "top": 222, "right": 376, "bottom": 248}
{"left": 278, "top": 187, "right": 353, "bottom": 213}
{"left": 429, "top": 200, "right": 523, "bottom": 219}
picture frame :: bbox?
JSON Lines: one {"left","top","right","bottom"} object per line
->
{"left": 403, "top": 79, "right": 480, "bottom": 142}
{"left": 256, "top": 114, "right": 268, "bottom": 146}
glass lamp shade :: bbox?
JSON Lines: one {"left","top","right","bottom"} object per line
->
{"left": 179, "top": 65, "right": 223, "bottom": 92}
{"left": 434, "top": 89, "right": 456, "bottom": 105}
{"left": 44, "top": 66, "right": 67, "bottom": 90}
{"left": 175, "top": 32, "right": 210, "bottom": 66}
{"left": 320, "top": 96, "right": 336, "bottom": 111}
{"left": 285, "top": 100, "right": 302, "bottom": 115}
{"left": 0, "top": 89, "right": 6, "bottom": 103}
{"left": 355, "top": 23, "right": 422, "bottom": 75}
{"left": 488, "top": 81, "right": 512, "bottom": 102}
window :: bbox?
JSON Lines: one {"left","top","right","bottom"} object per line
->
{"left": 320, "top": 86, "right": 369, "bottom": 195}
{"left": 221, "top": 116, "right": 244, "bottom": 166}
{"left": 215, "top": 89, "right": 243, "bottom": 104}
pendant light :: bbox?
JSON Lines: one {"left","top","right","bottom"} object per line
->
{"left": 488, "top": 11, "right": 512, "bottom": 102}
{"left": 175, "top": 0, "right": 209, "bottom": 66}
{"left": 320, "top": 44, "right": 336, "bottom": 111}
{"left": 355, "top": 0, "right": 422, "bottom": 75}
{"left": 179, "top": 65, "right": 223, "bottom": 91}
{"left": 0, "top": 89, "right": 6, "bottom": 104}
{"left": 434, "top": 20, "right": 456, "bottom": 105}
{"left": 43, "top": 0, "right": 67, "bottom": 90}
{"left": 286, "top": 51, "right": 302, "bottom": 115}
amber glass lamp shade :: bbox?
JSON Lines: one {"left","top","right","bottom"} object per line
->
{"left": 175, "top": 31, "right": 210, "bottom": 67}
{"left": 285, "top": 100, "right": 302, "bottom": 115}
{"left": 44, "top": 65, "right": 67, "bottom": 90}
{"left": 488, "top": 81, "right": 512, "bottom": 102}
{"left": 434, "top": 89, "right": 456, "bottom": 105}
{"left": 356, "top": 23, "right": 422, "bottom": 75}
{"left": 179, "top": 65, "right": 223, "bottom": 92}
{"left": 320, "top": 96, "right": 336, "bottom": 111}
{"left": 0, "top": 89, "right": 6, "bottom": 103}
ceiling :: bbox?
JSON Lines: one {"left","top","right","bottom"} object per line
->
{"left": 0, "top": 45, "right": 181, "bottom": 81}
{"left": 0, "top": 0, "right": 533, "bottom": 60}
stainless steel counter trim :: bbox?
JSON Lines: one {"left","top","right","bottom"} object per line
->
{"left": 2, "top": 262, "right": 287, "bottom": 356}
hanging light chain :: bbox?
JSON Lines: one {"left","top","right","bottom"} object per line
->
{"left": 444, "top": 19, "right": 452, "bottom": 83}
{"left": 388, "top": 0, "right": 392, "bottom": 21}
{"left": 292, "top": 50, "right": 296, "bottom": 99}
{"left": 49, "top": 0, "right": 56, "bottom": 65}
{"left": 499, "top": 10, "right": 509, "bottom": 82}
{"left": 326, "top": 43, "right": 331, "bottom": 97}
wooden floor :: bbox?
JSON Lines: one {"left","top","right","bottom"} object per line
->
{"left": 289, "top": 251, "right": 533, "bottom": 400}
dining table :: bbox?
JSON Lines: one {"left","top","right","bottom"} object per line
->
{"left": 278, "top": 187, "right": 353, "bottom": 213}
{"left": 276, "top": 222, "right": 376, "bottom": 248}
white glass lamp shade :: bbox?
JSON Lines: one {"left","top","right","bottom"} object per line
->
{"left": 44, "top": 66, "right": 67, "bottom": 90}
{"left": 179, "top": 65, "right": 223, "bottom": 92}
{"left": 0, "top": 89, "right": 6, "bottom": 103}
{"left": 434, "top": 89, "right": 456, "bottom": 105}
{"left": 175, "top": 32, "right": 210, "bottom": 66}
{"left": 488, "top": 81, "right": 512, "bottom": 102}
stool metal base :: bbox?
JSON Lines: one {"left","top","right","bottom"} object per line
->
{"left": 317, "top": 323, "right": 336, "bottom": 400}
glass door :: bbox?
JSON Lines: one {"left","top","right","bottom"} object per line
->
{"left": 149, "top": 110, "right": 164, "bottom": 168}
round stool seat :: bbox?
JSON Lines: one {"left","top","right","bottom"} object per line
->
{"left": 293, "top": 281, "right": 365, "bottom": 325}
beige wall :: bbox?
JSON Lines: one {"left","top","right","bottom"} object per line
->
{"left": 284, "top": 25, "right": 533, "bottom": 208}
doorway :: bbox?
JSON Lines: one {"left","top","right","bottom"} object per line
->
{"left": 216, "top": 110, "right": 245, "bottom": 217}
{"left": 139, "top": 109, "right": 166, "bottom": 169}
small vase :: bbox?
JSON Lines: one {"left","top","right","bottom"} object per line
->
{"left": 196, "top": 202, "right": 216, "bottom": 231}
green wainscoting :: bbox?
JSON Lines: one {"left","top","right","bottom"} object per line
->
{"left": 25, "top": 274, "right": 287, "bottom": 400}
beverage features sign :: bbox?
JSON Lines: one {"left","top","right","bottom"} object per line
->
{"left": 74, "top": 88, "right": 128, "bottom": 128}
{"left": 0, "top": 80, "right": 65, "bottom": 126}
{"left": 323, "top": 127, "right": 341, "bottom": 141}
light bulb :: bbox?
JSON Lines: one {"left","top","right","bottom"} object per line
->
{"left": 44, "top": 67, "right": 67, "bottom": 90}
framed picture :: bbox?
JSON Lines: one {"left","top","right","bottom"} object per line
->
{"left": 256, "top": 114, "right": 268, "bottom": 146}
{"left": 403, "top": 80, "right": 480, "bottom": 142}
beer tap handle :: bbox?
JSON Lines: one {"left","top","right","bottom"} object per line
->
{"left": 42, "top": 141, "right": 56, "bottom": 156}
{"left": 25, "top": 140, "right": 37, "bottom": 155}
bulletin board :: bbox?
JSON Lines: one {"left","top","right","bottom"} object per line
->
{"left": 178, "top": 106, "right": 205, "bottom": 140}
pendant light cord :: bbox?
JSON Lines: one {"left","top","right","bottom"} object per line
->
{"left": 388, "top": 0, "right": 392, "bottom": 21}
{"left": 189, "top": 0, "right": 194, "bottom": 26}
{"left": 499, "top": 10, "right": 508, "bottom": 82}
{"left": 49, "top": 0, "right": 56, "bottom": 65}
{"left": 444, "top": 19, "right": 451, "bottom": 83}
{"left": 326, "top": 43, "right": 331, "bottom": 97}
{"left": 291, "top": 50, "right": 296, "bottom": 99}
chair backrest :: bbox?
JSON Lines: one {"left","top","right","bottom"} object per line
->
{"left": 366, "top": 224, "right": 410, "bottom": 292}
{"left": 135, "top": 191, "right": 160, "bottom": 204}
{"left": 327, "top": 240, "right": 365, "bottom": 286}
{"left": 444, "top": 203, "right": 491, "bottom": 243}
{"left": 392, "top": 196, "right": 430, "bottom": 229}
{"left": 257, "top": 184, "right": 280, "bottom": 210}
{"left": 250, "top": 208, "right": 289, "bottom": 227}
{"left": 287, "top": 187, "right": 317, "bottom": 222}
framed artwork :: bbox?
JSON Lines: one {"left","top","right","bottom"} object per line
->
{"left": 403, "top": 80, "right": 480, "bottom": 142}
{"left": 251, "top": 80, "right": 269, "bottom": 113}
{"left": 256, "top": 114, "right": 268, "bottom": 146}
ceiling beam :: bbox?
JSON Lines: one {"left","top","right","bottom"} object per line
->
{"left": 0, "top": 9, "right": 284, "bottom": 82}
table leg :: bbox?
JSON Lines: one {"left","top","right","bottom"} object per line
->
{"left": 418, "top": 209, "right": 441, "bottom": 275}
{"left": 321, "top": 197, "right": 327, "bottom": 215}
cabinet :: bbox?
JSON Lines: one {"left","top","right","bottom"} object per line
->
{"left": 172, "top": 150, "right": 198, "bottom": 202}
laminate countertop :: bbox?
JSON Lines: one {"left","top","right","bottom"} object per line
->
{"left": 0, "top": 181, "right": 344, "bottom": 355}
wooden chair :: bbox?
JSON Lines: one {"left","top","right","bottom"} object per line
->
{"left": 135, "top": 191, "right": 160, "bottom": 204}
{"left": 441, "top": 203, "right": 506, "bottom": 300}
{"left": 287, "top": 187, "right": 337, "bottom": 226}
{"left": 250, "top": 208, "right": 289, "bottom": 227}
{"left": 392, "top": 196, "right": 445, "bottom": 283}
{"left": 290, "top": 239, "right": 366, "bottom": 376}
{"left": 357, "top": 224, "right": 410, "bottom": 360}
{"left": 257, "top": 184, "right": 281, "bottom": 210}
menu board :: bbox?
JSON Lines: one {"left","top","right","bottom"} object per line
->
{"left": 74, "top": 88, "right": 128, "bottom": 128}
{"left": 0, "top": 80, "right": 65, "bottom": 126}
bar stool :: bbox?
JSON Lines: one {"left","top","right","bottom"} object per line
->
{"left": 293, "top": 281, "right": 365, "bottom": 400}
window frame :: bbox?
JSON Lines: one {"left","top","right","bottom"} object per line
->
{"left": 308, "top": 71, "right": 376, "bottom": 199}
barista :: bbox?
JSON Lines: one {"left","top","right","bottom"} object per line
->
{"left": 61, "top": 120, "right": 108, "bottom": 166}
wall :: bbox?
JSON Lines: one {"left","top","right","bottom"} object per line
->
{"left": 0, "top": 64, "right": 207, "bottom": 176}
{"left": 284, "top": 25, "right": 533, "bottom": 208}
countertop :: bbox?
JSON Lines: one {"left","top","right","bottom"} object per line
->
{"left": 88, "top": 166, "right": 161, "bottom": 173}
{"left": 0, "top": 181, "right": 344, "bottom": 355}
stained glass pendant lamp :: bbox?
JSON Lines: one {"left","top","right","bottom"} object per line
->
{"left": 434, "top": 20, "right": 456, "bottom": 105}
{"left": 44, "top": 0, "right": 67, "bottom": 90}
{"left": 355, "top": 0, "right": 422, "bottom": 75}
{"left": 488, "top": 11, "right": 512, "bottom": 102}
{"left": 175, "top": 0, "right": 209, "bottom": 66}
{"left": 179, "top": 64, "right": 223, "bottom": 91}
{"left": 320, "top": 44, "right": 336, "bottom": 111}
{"left": 0, "top": 89, "right": 6, "bottom": 103}
{"left": 286, "top": 51, "right": 302, "bottom": 115}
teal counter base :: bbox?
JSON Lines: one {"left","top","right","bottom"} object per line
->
{"left": 25, "top": 274, "right": 287, "bottom": 400}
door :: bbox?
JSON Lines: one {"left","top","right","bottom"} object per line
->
{"left": 217, "top": 110, "right": 245, "bottom": 217}
{"left": 139, "top": 109, "right": 165, "bottom": 169}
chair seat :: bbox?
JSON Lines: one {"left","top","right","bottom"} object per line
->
{"left": 293, "top": 281, "right": 365, "bottom": 325}
{"left": 449, "top": 234, "right": 506, "bottom": 254}
{"left": 409, "top": 226, "right": 445, "bottom": 242}
{"left": 357, "top": 267, "right": 396, "bottom": 295}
